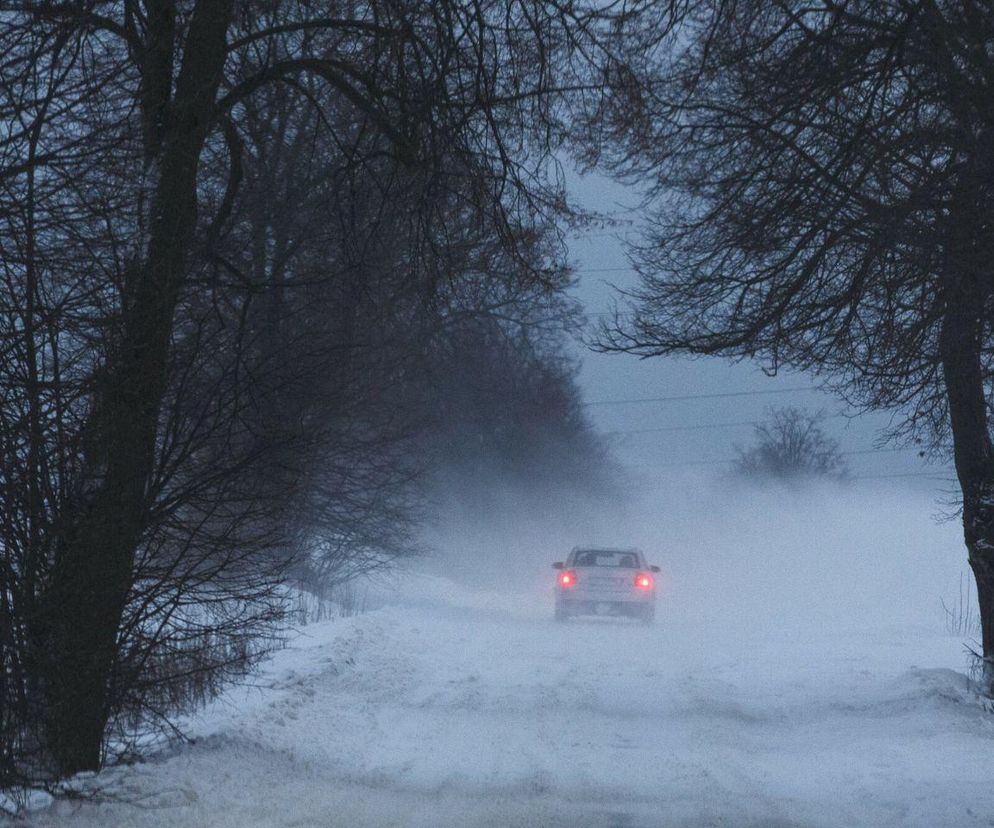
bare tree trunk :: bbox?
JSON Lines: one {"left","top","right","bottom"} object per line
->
{"left": 41, "top": 1, "right": 233, "bottom": 775}
{"left": 939, "top": 267, "right": 994, "bottom": 678}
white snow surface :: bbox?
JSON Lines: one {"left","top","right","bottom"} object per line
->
{"left": 21, "top": 480, "right": 994, "bottom": 827}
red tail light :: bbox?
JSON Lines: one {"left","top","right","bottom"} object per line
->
{"left": 558, "top": 570, "right": 577, "bottom": 588}
{"left": 634, "top": 572, "right": 654, "bottom": 591}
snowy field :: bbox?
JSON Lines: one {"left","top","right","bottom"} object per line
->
{"left": 22, "top": 480, "right": 994, "bottom": 827}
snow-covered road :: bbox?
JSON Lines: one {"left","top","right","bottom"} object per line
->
{"left": 34, "top": 572, "right": 994, "bottom": 827}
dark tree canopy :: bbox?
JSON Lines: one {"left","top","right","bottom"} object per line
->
{"left": 598, "top": 1, "right": 993, "bottom": 439}
{"left": 595, "top": 0, "right": 994, "bottom": 666}
{"left": 0, "top": 0, "right": 674, "bottom": 782}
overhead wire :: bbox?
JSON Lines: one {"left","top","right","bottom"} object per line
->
{"left": 622, "top": 445, "right": 924, "bottom": 470}
{"left": 585, "top": 386, "right": 820, "bottom": 407}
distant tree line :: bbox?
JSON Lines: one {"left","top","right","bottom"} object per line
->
{"left": 423, "top": 311, "right": 618, "bottom": 502}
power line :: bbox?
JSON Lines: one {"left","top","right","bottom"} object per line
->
{"left": 606, "top": 419, "right": 762, "bottom": 436}
{"left": 568, "top": 233, "right": 636, "bottom": 241}
{"left": 850, "top": 471, "right": 954, "bottom": 481}
{"left": 623, "top": 446, "right": 926, "bottom": 470}
{"left": 605, "top": 412, "right": 859, "bottom": 436}
{"left": 845, "top": 447, "right": 926, "bottom": 457}
{"left": 584, "top": 386, "right": 820, "bottom": 407}
{"left": 641, "top": 470, "right": 952, "bottom": 484}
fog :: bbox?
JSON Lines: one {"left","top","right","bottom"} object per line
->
{"left": 411, "top": 472, "right": 966, "bottom": 646}
{"left": 10, "top": 3, "right": 994, "bottom": 824}
{"left": 36, "top": 468, "right": 994, "bottom": 827}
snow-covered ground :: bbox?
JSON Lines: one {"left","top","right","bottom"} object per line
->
{"left": 23, "top": 481, "right": 994, "bottom": 827}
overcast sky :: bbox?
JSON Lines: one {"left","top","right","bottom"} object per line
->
{"left": 563, "top": 172, "right": 952, "bottom": 492}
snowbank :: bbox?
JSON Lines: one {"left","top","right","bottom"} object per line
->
{"left": 19, "top": 477, "right": 994, "bottom": 827}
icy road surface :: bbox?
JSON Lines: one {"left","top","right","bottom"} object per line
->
{"left": 34, "top": 576, "right": 994, "bottom": 827}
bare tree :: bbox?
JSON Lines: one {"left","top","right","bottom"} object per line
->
{"left": 0, "top": 0, "right": 672, "bottom": 781}
{"left": 733, "top": 408, "right": 848, "bottom": 483}
{"left": 594, "top": 2, "right": 994, "bottom": 670}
